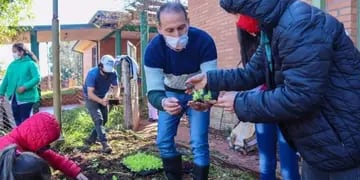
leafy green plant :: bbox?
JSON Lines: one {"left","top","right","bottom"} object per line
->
{"left": 58, "top": 106, "right": 123, "bottom": 151}
{"left": 203, "top": 91, "right": 212, "bottom": 101}
{"left": 41, "top": 87, "right": 78, "bottom": 100}
{"left": 192, "top": 89, "right": 212, "bottom": 102}
{"left": 98, "top": 168, "right": 108, "bottom": 174}
{"left": 122, "top": 152, "right": 163, "bottom": 173}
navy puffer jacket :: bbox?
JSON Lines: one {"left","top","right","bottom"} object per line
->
{"left": 207, "top": 0, "right": 360, "bottom": 171}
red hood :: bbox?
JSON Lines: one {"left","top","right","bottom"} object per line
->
{"left": 9, "top": 112, "right": 60, "bottom": 152}
{"left": 236, "top": 14, "right": 260, "bottom": 34}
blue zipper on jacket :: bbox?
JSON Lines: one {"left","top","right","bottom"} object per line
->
{"left": 260, "top": 31, "right": 273, "bottom": 73}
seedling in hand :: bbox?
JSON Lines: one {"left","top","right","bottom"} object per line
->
{"left": 188, "top": 89, "right": 215, "bottom": 111}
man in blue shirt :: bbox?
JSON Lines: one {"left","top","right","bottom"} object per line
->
{"left": 144, "top": 2, "right": 217, "bottom": 180}
{"left": 83, "top": 55, "right": 119, "bottom": 154}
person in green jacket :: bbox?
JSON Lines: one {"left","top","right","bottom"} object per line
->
{"left": 0, "top": 43, "right": 40, "bottom": 126}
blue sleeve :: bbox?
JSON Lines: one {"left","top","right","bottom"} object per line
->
{"left": 85, "top": 71, "right": 96, "bottom": 88}
{"left": 234, "top": 24, "right": 332, "bottom": 123}
{"left": 207, "top": 46, "right": 266, "bottom": 91}
{"left": 200, "top": 35, "right": 217, "bottom": 72}
{"left": 144, "top": 38, "right": 164, "bottom": 69}
{"left": 144, "top": 40, "right": 166, "bottom": 92}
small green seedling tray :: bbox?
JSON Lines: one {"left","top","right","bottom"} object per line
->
{"left": 121, "top": 152, "right": 163, "bottom": 176}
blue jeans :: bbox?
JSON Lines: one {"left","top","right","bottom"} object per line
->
{"left": 302, "top": 161, "right": 360, "bottom": 180}
{"left": 85, "top": 99, "right": 108, "bottom": 142}
{"left": 157, "top": 91, "right": 210, "bottom": 166}
{"left": 11, "top": 95, "right": 34, "bottom": 126}
{"left": 256, "top": 123, "right": 300, "bottom": 180}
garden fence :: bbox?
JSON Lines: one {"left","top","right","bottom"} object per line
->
{"left": 0, "top": 99, "right": 15, "bottom": 136}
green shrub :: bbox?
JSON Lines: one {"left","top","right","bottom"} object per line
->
{"left": 59, "top": 105, "right": 124, "bottom": 150}
{"left": 60, "top": 107, "right": 93, "bottom": 149}
{"left": 108, "top": 105, "right": 124, "bottom": 129}
{"left": 41, "top": 88, "right": 78, "bottom": 99}
{"left": 122, "top": 152, "right": 163, "bottom": 172}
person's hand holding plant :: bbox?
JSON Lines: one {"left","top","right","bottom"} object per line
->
{"left": 187, "top": 89, "right": 216, "bottom": 111}
{"left": 185, "top": 73, "right": 207, "bottom": 94}
{"left": 214, "top": 91, "right": 238, "bottom": 113}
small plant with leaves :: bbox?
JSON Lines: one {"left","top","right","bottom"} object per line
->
{"left": 192, "top": 89, "right": 204, "bottom": 102}
{"left": 122, "top": 152, "right": 163, "bottom": 175}
{"left": 192, "top": 89, "right": 212, "bottom": 102}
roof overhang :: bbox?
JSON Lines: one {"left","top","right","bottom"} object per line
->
{"left": 10, "top": 24, "right": 114, "bottom": 43}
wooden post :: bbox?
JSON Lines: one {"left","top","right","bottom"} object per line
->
{"left": 52, "top": 0, "right": 62, "bottom": 130}
{"left": 122, "top": 60, "right": 132, "bottom": 129}
{"left": 131, "top": 79, "right": 140, "bottom": 131}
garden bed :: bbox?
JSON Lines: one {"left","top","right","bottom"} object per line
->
{"left": 40, "top": 87, "right": 84, "bottom": 107}
{"left": 51, "top": 108, "right": 257, "bottom": 180}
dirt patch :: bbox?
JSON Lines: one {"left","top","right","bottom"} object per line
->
{"left": 52, "top": 125, "right": 257, "bottom": 180}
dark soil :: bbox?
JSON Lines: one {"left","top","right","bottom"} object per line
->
{"left": 52, "top": 126, "right": 257, "bottom": 180}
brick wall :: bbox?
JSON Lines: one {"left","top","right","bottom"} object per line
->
{"left": 188, "top": 0, "right": 358, "bottom": 70}
{"left": 99, "top": 38, "right": 142, "bottom": 62}
{"left": 82, "top": 38, "right": 142, "bottom": 84}
{"left": 326, "top": 0, "right": 358, "bottom": 44}
{"left": 188, "top": 0, "right": 359, "bottom": 130}
{"left": 188, "top": 0, "right": 240, "bottom": 68}
{"left": 40, "top": 76, "right": 71, "bottom": 91}
{"left": 82, "top": 47, "right": 94, "bottom": 83}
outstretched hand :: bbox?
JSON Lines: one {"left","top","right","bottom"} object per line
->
{"left": 188, "top": 100, "right": 216, "bottom": 112}
{"left": 214, "top": 91, "right": 238, "bottom": 112}
{"left": 185, "top": 73, "right": 207, "bottom": 94}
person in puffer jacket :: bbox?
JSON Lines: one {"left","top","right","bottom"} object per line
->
{"left": 186, "top": 0, "right": 360, "bottom": 179}
{"left": 0, "top": 112, "right": 88, "bottom": 180}
{"left": 236, "top": 15, "right": 300, "bottom": 180}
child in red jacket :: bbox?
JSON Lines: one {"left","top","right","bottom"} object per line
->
{"left": 0, "top": 112, "right": 87, "bottom": 179}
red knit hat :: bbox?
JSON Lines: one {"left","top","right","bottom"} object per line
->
{"left": 236, "top": 15, "right": 260, "bottom": 34}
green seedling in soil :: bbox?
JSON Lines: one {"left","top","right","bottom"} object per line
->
{"left": 203, "top": 91, "right": 212, "bottom": 101}
{"left": 122, "top": 152, "right": 163, "bottom": 172}
{"left": 98, "top": 168, "right": 108, "bottom": 174}
{"left": 90, "top": 159, "right": 100, "bottom": 168}
{"left": 192, "top": 89, "right": 212, "bottom": 102}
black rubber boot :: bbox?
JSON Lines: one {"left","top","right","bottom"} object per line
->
{"left": 162, "top": 155, "right": 183, "bottom": 180}
{"left": 192, "top": 164, "right": 209, "bottom": 180}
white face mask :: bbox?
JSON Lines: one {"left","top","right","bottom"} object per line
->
{"left": 164, "top": 32, "right": 189, "bottom": 50}
{"left": 13, "top": 53, "right": 20, "bottom": 60}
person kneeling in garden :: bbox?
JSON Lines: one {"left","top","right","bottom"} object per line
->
{"left": 83, "top": 55, "right": 119, "bottom": 154}
{"left": 0, "top": 112, "right": 87, "bottom": 180}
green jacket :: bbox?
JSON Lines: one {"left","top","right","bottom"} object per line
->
{"left": 0, "top": 55, "right": 40, "bottom": 103}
